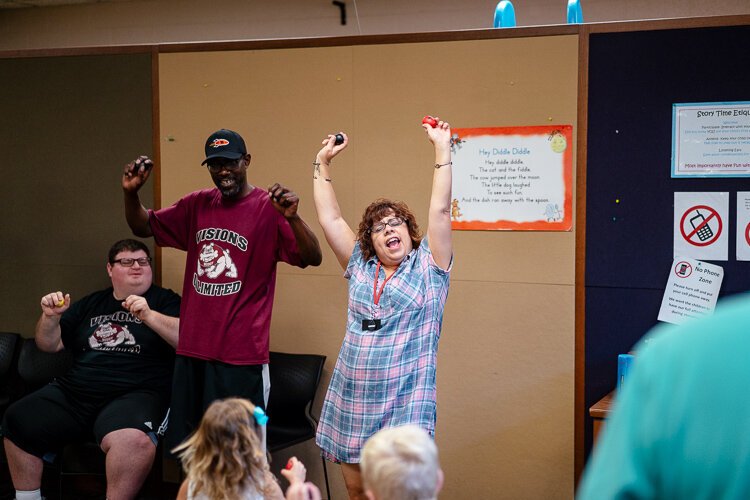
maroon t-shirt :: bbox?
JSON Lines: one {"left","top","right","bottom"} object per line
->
{"left": 148, "top": 187, "right": 302, "bottom": 364}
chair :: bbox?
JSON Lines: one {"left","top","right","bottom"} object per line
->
{"left": 15, "top": 338, "right": 106, "bottom": 499}
{"left": 0, "top": 332, "right": 21, "bottom": 412}
{"left": 16, "top": 338, "right": 73, "bottom": 392}
{"left": 266, "top": 351, "right": 330, "bottom": 499}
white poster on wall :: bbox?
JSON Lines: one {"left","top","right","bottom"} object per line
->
{"left": 450, "top": 125, "right": 573, "bottom": 231}
{"left": 658, "top": 257, "right": 724, "bottom": 325}
{"left": 737, "top": 192, "right": 750, "bottom": 261}
{"left": 673, "top": 192, "right": 728, "bottom": 261}
{"left": 672, "top": 101, "right": 750, "bottom": 178}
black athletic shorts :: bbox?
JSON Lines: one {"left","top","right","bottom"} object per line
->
{"left": 2, "top": 382, "right": 168, "bottom": 461}
{"left": 166, "top": 355, "right": 266, "bottom": 453}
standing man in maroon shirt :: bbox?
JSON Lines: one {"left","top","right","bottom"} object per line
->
{"left": 122, "top": 129, "right": 322, "bottom": 449}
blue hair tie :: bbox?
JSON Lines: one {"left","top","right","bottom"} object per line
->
{"left": 253, "top": 406, "right": 269, "bottom": 426}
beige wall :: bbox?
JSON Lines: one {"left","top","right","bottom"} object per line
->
{"left": 157, "top": 34, "right": 577, "bottom": 499}
{"left": 1, "top": 0, "right": 749, "bottom": 51}
{"left": 0, "top": 53, "right": 154, "bottom": 337}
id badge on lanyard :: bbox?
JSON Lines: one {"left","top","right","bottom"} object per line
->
{"left": 363, "top": 261, "right": 392, "bottom": 332}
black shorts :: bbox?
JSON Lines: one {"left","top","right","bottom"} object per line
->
{"left": 2, "top": 382, "right": 168, "bottom": 460}
{"left": 166, "top": 355, "right": 267, "bottom": 452}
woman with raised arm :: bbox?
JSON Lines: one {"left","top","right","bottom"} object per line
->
{"left": 312, "top": 118, "right": 454, "bottom": 499}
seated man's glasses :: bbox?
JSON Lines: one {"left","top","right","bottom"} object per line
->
{"left": 112, "top": 257, "right": 152, "bottom": 267}
{"left": 370, "top": 217, "right": 405, "bottom": 234}
{"left": 206, "top": 158, "right": 243, "bottom": 173}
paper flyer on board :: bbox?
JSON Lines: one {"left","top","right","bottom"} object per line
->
{"left": 658, "top": 257, "right": 723, "bottom": 325}
{"left": 737, "top": 192, "right": 750, "bottom": 261}
{"left": 673, "top": 192, "right": 728, "bottom": 261}
{"left": 672, "top": 101, "right": 750, "bottom": 178}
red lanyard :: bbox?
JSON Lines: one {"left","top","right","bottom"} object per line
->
{"left": 373, "top": 261, "right": 395, "bottom": 305}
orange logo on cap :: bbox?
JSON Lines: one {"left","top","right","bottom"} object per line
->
{"left": 210, "top": 139, "right": 229, "bottom": 148}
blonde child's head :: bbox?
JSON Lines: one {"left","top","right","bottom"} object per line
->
{"left": 173, "top": 398, "right": 272, "bottom": 500}
{"left": 360, "top": 425, "right": 443, "bottom": 500}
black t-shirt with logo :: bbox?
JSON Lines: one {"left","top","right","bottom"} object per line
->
{"left": 58, "top": 285, "right": 180, "bottom": 398}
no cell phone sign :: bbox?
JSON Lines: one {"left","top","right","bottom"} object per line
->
{"left": 680, "top": 205, "right": 722, "bottom": 247}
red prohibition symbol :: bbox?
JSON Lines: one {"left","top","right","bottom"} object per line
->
{"left": 745, "top": 222, "right": 750, "bottom": 247}
{"left": 680, "top": 205, "right": 722, "bottom": 247}
{"left": 674, "top": 260, "right": 693, "bottom": 278}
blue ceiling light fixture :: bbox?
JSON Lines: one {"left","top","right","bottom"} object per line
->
{"left": 567, "top": 0, "right": 584, "bottom": 24}
{"left": 493, "top": 0, "right": 517, "bottom": 28}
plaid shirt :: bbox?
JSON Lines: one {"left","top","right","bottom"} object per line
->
{"left": 316, "top": 238, "right": 451, "bottom": 463}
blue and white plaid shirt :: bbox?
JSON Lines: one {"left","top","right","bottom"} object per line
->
{"left": 316, "top": 238, "right": 451, "bottom": 463}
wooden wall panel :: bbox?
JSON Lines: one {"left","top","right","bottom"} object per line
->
{"left": 158, "top": 34, "right": 577, "bottom": 499}
{"left": 0, "top": 54, "right": 153, "bottom": 336}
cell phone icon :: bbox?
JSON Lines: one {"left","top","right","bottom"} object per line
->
{"left": 678, "top": 263, "right": 688, "bottom": 275}
{"left": 690, "top": 210, "right": 714, "bottom": 241}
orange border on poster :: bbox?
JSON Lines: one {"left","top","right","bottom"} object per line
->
{"left": 451, "top": 125, "right": 573, "bottom": 231}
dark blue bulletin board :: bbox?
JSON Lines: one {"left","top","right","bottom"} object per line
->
{"left": 584, "top": 24, "right": 750, "bottom": 458}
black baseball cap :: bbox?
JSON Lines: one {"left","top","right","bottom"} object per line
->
{"left": 201, "top": 129, "right": 247, "bottom": 165}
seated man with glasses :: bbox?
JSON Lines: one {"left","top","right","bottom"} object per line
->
{"left": 2, "top": 239, "right": 180, "bottom": 500}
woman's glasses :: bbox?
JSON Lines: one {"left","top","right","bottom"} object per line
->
{"left": 370, "top": 217, "right": 405, "bottom": 234}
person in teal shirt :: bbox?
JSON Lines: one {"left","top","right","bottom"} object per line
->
{"left": 578, "top": 294, "right": 750, "bottom": 500}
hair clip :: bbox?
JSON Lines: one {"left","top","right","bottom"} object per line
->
{"left": 253, "top": 406, "right": 269, "bottom": 426}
